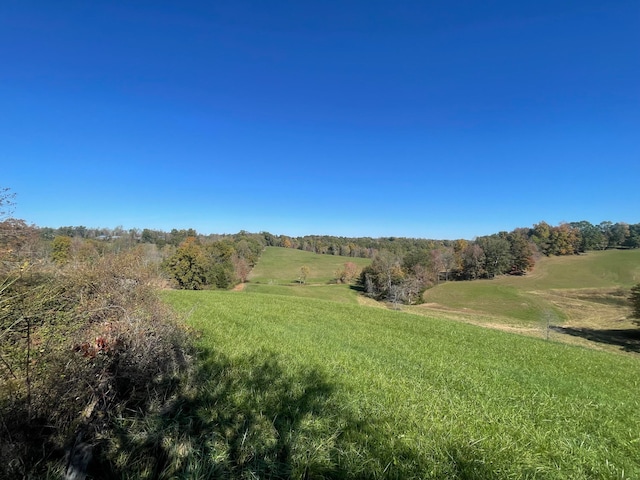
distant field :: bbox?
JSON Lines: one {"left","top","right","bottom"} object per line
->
{"left": 506, "top": 249, "right": 640, "bottom": 290}
{"left": 419, "top": 281, "right": 563, "bottom": 324}
{"left": 163, "top": 290, "right": 640, "bottom": 479}
{"left": 249, "top": 246, "right": 371, "bottom": 285}
{"left": 418, "top": 250, "right": 640, "bottom": 347}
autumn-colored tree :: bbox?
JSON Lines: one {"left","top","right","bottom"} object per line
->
{"left": 508, "top": 229, "right": 535, "bottom": 274}
{"left": 299, "top": 265, "right": 310, "bottom": 284}
{"left": 547, "top": 223, "right": 580, "bottom": 255}
{"left": 530, "top": 221, "right": 552, "bottom": 255}
{"left": 232, "top": 254, "right": 252, "bottom": 283}
{"left": 452, "top": 239, "right": 468, "bottom": 277}
{"left": 335, "top": 262, "right": 360, "bottom": 284}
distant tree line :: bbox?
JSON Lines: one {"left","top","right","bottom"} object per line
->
{"left": 358, "top": 221, "right": 640, "bottom": 303}
{"left": 35, "top": 227, "right": 267, "bottom": 290}
{"left": 23, "top": 219, "right": 640, "bottom": 295}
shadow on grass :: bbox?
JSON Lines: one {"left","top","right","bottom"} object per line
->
{"left": 89, "top": 348, "right": 341, "bottom": 478}
{"left": 550, "top": 325, "right": 640, "bottom": 353}
{"left": 89, "top": 347, "right": 504, "bottom": 479}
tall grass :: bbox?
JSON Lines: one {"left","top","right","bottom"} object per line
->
{"left": 162, "top": 290, "right": 640, "bottom": 479}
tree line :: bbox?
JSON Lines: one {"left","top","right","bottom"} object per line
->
{"left": 359, "top": 221, "right": 640, "bottom": 303}
{"left": 16, "top": 219, "right": 640, "bottom": 295}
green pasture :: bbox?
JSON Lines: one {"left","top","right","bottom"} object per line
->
{"left": 249, "top": 246, "right": 370, "bottom": 285}
{"left": 160, "top": 290, "right": 640, "bottom": 479}
{"left": 421, "top": 281, "right": 563, "bottom": 324}
{"left": 244, "top": 283, "right": 362, "bottom": 303}
{"left": 506, "top": 249, "right": 640, "bottom": 290}
{"left": 421, "top": 249, "right": 640, "bottom": 328}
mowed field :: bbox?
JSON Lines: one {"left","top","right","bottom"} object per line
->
{"left": 417, "top": 249, "right": 640, "bottom": 352}
{"left": 159, "top": 247, "right": 640, "bottom": 478}
{"left": 243, "top": 247, "right": 371, "bottom": 303}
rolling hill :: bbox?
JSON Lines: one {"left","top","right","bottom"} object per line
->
{"left": 154, "top": 248, "right": 640, "bottom": 478}
{"left": 162, "top": 289, "right": 640, "bottom": 479}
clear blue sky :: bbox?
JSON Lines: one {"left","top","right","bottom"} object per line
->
{"left": 2, "top": 1, "right": 638, "bottom": 239}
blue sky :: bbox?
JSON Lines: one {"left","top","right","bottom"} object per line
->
{"left": 2, "top": 1, "right": 638, "bottom": 239}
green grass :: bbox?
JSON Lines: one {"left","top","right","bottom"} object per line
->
{"left": 421, "top": 281, "right": 563, "bottom": 324}
{"left": 421, "top": 250, "right": 640, "bottom": 329}
{"left": 506, "top": 249, "right": 640, "bottom": 290}
{"left": 160, "top": 290, "right": 640, "bottom": 479}
{"left": 249, "top": 247, "right": 370, "bottom": 285}
{"left": 244, "top": 283, "right": 362, "bottom": 303}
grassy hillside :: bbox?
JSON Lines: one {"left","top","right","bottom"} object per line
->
{"left": 245, "top": 247, "right": 639, "bottom": 351}
{"left": 244, "top": 247, "right": 370, "bottom": 303}
{"left": 419, "top": 250, "right": 640, "bottom": 348}
{"left": 249, "top": 246, "right": 370, "bottom": 285}
{"left": 162, "top": 290, "right": 640, "bottom": 479}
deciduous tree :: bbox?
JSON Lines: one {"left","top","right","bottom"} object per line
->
{"left": 299, "top": 265, "right": 310, "bottom": 284}
{"left": 476, "top": 235, "right": 512, "bottom": 278}
{"left": 164, "top": 237, "right": 207, "bottom": 289}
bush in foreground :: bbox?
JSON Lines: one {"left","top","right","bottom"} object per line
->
{"left": 0, "top": 249, "right": 193, "bottom": 478}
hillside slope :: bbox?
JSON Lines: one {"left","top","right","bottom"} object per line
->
{"left": 244, "top": 246, "right": 371, "bottom": 303}
{"left": 164, "top": 289, "right": 640, "bottom": 479}
{"left": 418, "top": 249, "right": 640, "bottom": 352}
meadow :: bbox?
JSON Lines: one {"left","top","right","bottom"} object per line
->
{"left": 161, "top": 289, "right": 640, "bottom": 479}
{"left": 146, "top": 248, "right": 640, "bottom": 478}
{"left": 248, "top": 247, "right": 371, "bottom": 285}
{"left": 243, "top": 247, "right": 371, "bottom": 303}
{"left": 417, "top": 250, "right": 640, "bottom": 352}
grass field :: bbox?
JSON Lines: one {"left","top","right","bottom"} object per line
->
{"left": 249, "top": 247, "right": 371, "bottom": 285}
{"left": 416, "top": 250, "right": 640, "bottom": 351}
{"left": 161, "top": 290, "right": 640, "bottom": 479}
{"left": 244, "top": 247, "right": 371, "bottom": 303}
{"left": 244, "top": 283, "right": 362, "bottom": 303}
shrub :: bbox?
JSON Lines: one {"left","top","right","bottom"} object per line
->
{"left": 0, "top": 248, "right": 193, "bottom": 478}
